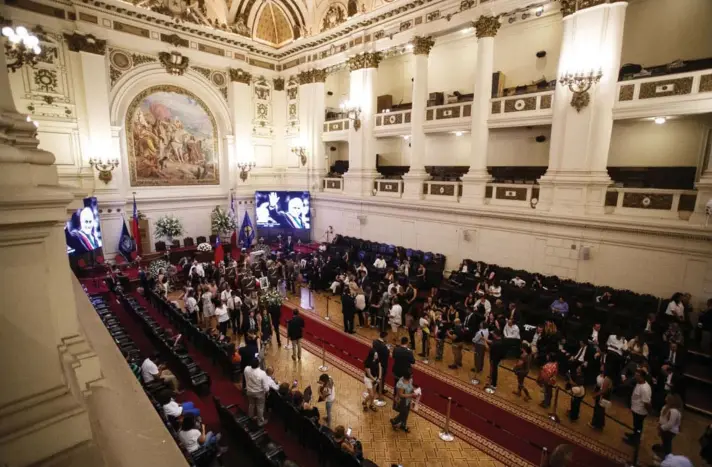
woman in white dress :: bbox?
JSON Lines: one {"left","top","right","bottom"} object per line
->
{"left": 202, "top": 288, "right": 215, "bottom": 329}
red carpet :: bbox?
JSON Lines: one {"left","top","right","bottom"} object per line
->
{"left": 281, "top": 306, "right": 626, "bottom": 467}
{"left": 107, "top": 293, "right": 317, "bottom": 467}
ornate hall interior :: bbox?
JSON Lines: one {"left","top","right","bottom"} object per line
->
{"left": 2, "top": 0, "right": 712, "bottom": 466}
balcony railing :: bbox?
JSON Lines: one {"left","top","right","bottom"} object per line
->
{"left": 489, "top": 90, "right": 555, "bottom": 127}
{"left": 374, "top": 179, "right": 403, "bottom": 197}
{"left": 323, "top": 177, "right": 344, "bottom": 192}
{"left": 374, "top": 109, "right": 412, "bottom": 127}
{"left": 322, "top": 119, "right": 350, "bottom": 133}
{"left": 485, "top": 183, "right": 540, "bottom": 209}
{"left": 604, "top": 187, "right": 697, "bottom": 220}
{"left": 423, "top": 180, "right": 462, "bottom": 202}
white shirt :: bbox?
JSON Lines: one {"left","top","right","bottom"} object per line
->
{"left": 389, "top": 304, "right": 403, "bottom": 326}
{"left": 193, "top": 264, "right": 205, "bottom": 278}
{"left": 373, "top": 258, "right": 387, "bottom": 269}
{"left": 244, "top": 366, "right": 278, "bottom": 394}
{"left": 660, "top": 455, "right": 693, "bottom": 467}
{"left": 140, "top": 358, "right": 159, "bottom": 383}
{"left": 322, "top": 379, "right": 336, "bottom": 402}
{"left": 659, "top": 408, "right": 682, "bottom": 434}
{"left": 477, "top": 299, "right": 492, "bottom": 316}
{"left": 590, "top": 328, "right": 599, "bottom": 345}
{"left": 179, "top": 429, "right": 201, "bottom": 453}
{"left": 606, "top": 335, "right": 627, "bottom": 355}
{"left": 185, "top": 297, "right": 198, "bottom": 313}
{"left": 355, "top": 293, "right": 366, "bottom": 311}
{"left": 510, "top": 277, "right": 526, "bottom": 288}
{"left": 665, "top": 301, "right": 684, "bottom": 319}
{"left": 163, "top": 400, "right": 183, "bottom": 417}
{"left": 631, "top": 381, "right": 652, "bottom": 415}
{"left": 215, "top": 305, "right": 229, "bottom": 323}
{"left": 532, "top": 331, "right": 542, "bottom": 348}
{"left": 221, "top": 290, "right": 231, "bottom": 302}
{"left": 488, "top": 285, "right": 502, "bottom": 298}
{"left": 503, "top": 323, "right": 520, "bottom": 339}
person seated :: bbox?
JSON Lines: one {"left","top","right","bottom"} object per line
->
{"left": 627, "top": 334, "right": 650, "bottom": 362}
{"left": 292, "top": 390, "right": 320, "bottom": 421}
{"left": 550, "top": 296, "right": 569, "bottom": 317}
{"left": 141, "top": 354, "right": 180, "bottom": 393}
{"left": 665, "top": 293, "right": 685, "bottom": 322}
{"left": 158, "top": 389, "right": 200, "bottom": 419}
{"left": 663, "top": 342, "right": 686, "bottom": 370}
{"left": 663, "top": 322, "right": 684, "bottom": 347}
{"left": 178, "top": 414, "right": 223, "bottom": 454}
{"left": 510, "top": 276, "right": 526, "bottom": 288}
{"left": 373, "top": 255, "right": 387, "bottom": 270}
{"left": 332, "top": 425, "right": 363, "bottom": 460}
{"left": 488, "top": 282, "right": 502, "bottom": 298}
{"left": 595, "top": 291, "right": 615, "bottom": 307}
{"left": 476, "top": 296, "right": 491, "bottom": 318}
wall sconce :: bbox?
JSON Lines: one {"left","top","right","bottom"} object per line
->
{"left": 291, "top": 146, "right": 307, "bottom": 166}
{"left": 559, "top": 69, "right": 603, "bottom": 112}
{"left": 89, "top": 157, "right": 119, "bottom": 184}
{"left": 340, "top": 100, "right": 362, "bottom": 131}
{"left": 237, "top": 161, "right": 255, "bottom": 182}
{"left": 2, "top": 25, "right": 42, "bottom": 73}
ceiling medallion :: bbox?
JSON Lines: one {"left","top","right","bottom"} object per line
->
{"left": 158, "top": 50, "right": 189, "bottom": 75}
{"left": 321, "top": 4, "right": 347, "bottom": 32}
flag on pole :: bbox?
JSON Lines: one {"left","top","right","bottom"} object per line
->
{"left": 214, "top": 235, "right": 224, "bottom": 265}
{"left": 132, "top": 194, "right": 142, "bottom": 256}
{"left": 118, "top": 216, "right": 135, "bottom": 262}
{"left": 238, "top": 212, "right": 255, "bottom": 249}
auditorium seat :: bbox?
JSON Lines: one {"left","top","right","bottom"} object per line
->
{"left": 171, "top": 239, "right": 180, "bottom": 249}
{"left": 196, "top": 236, "right": 207, "bottom": 244}
{"left": 183, "top": 237, "right": 195, "bottom": 247}
{"left": 155, "top": 241, "right": 166, "bottom": 252}
{"left": 209, "top": 234, "right": 218, "bottom": 245}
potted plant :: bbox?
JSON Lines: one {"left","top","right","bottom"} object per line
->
{"left": 211, "top": 205, "right": 236, "bottom": 243}
{"left": 260, "top": 288, "right": 283, "bottom": 316}
{"left": 148, "top": 259, "right": 170, "bottom": 279}
{"left": 154, "top": 214, "right": 184, "bottom": 246}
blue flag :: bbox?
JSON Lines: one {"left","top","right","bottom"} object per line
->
{"left": 118, "top": 217, "right": 135, "bottom": 261}
{"left": 238, "top": 212, "right": 255, "bottom": 248}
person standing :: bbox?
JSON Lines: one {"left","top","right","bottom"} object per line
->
{"left": 512, "top": 344, "right": 532, "bottom": 401}
{"left": 447, "top": 318, "right": 465, "bottom": 369}
{"left": 318, "top": 374, "right": 336, "bottom": 427}
{"left": 487, "top": 330, "right": 505, "bottom": 391}
{"left": 589, "top": 365, "right": 613, "bottom": 430}
{"left": 392, "top": 337, "right": 415, "bottom": 385}
{"left": 471, "top": 321, "right": 489, "bottom": 375}
{"left": 372, "top": 332, "right": 390, "bottom": 401}
{"left": 567, "top": 365, "right": 586, "bottom": 421}
{"left": 539, "top": 353, "right": 559, "bottom": 408}
{"left": 624, "top": 369, "right": 652, "bottom": 445}
{"left": 363, "top": 349, "right": 381, "bottom": 412}
{"left": 388, "top": 298, "right": 403, "bottom": 345}
{"left": 244, "top": 358, "right": 278, "bottom": 426}
{"left": 391, "top": 372, "right": 415, "bottom": 433}
{"left": 287, "top": 308, "right": 305, "bottom": 361}
{"left": 342, "top": 287, "right": 356, "bottom": 334}
{"left": 655, "top": 394, "right": 683, "bottom": 457}
{"left": 418, "top": 312, "right": 431, "bottom": 363}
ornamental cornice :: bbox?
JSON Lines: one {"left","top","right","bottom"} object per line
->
{"left": 273, "top": 78, "right": 285, "bottom": 91}
{"left": 347, "top": 52, "right": 382, "bottom": 71}
{"left": 229, "top": 68, "right": 252, "bottom": 84}
{"left": 64, "top": 32, "right": 107, "bottom": 55}
{"left": 297, "top": 69, "right": 328, "bottom": 84}
{"left": 560, "top": 0, "right": 627, "bottom": 17}
{"left": 412, "top": 36, "right": 435, "bottom": 56}
{"left": 474, "top": 15, "right": 501, "bottom": 38}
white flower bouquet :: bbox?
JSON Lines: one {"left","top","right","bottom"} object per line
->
{"left": 197, "top": 242, "right": 212, "bottom": 252}
{"left": 211, "top": 206, "right": 237, "bottom": 235}
{"left": 148, "top": 259, "right": 170, "bottom": 278}
{"left": 154, "top": 215, "right": 184, "bottom": 239}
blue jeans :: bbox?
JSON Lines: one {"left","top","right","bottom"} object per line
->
{"left": 182, "top": 401, "right": 201, "bottom": 417}
{"left": 325, "top": 400, "right": 334, "bottom": 427}
{"left": 204, "top": 431, "right": 218, "bottom": 446}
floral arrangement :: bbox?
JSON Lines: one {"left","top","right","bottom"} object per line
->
{"left": 259, "top": 288, "right": 283, "bottom": 308}
{"left": 197, "top": 242, "right": 212, "bottom": 252}
{"left": 211, "top": 206, "right": 236, "bottom": 234}
{"left": 154, "top": 215, "right": 184, "bottom": 239}
{"left": 148, "top": 259, "right": 170, "bottom": 278}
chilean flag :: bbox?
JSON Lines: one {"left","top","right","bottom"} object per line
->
{"left": 214, "top": 235, "right": 224, "bottom": 265}
{"left": 132, "top": 194, "right": 141, "bottom": 256}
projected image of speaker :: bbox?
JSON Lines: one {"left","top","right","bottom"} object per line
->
{"left": 65, "top": 196, "right": 104, "bottom": 256}
{"left": 255, "top": 191, "right": 311, "bottom": 230}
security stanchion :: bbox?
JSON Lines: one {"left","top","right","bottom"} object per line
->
{"left": 548, "top": 386, "right": 561, "bottom": 423}
{"left": 470, "top": 367, "right": 480, "bottom": 386}
{"left": 539, "top": 447, "right": 548, "bottom": 467}
{"left": 318, "top": 338, "right": 329, "bottom": 372}
{"left": 325, "top": 295, "right": 331, "bottom": 321}
{"left": 438, "top": 397, "right": 455, "bottom": 442}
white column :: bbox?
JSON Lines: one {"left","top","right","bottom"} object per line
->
{"left": 0, "top": 44, "right": 100, "bottom": 466}
{"left": 693, "top": 128, "right": 712, "bottom": 222}
{"left": 310, "top": 76, "right": 327, "bottom": 187}
{"left": 538, "top": 2, "right": 627, "bottom": 214}
{"left": 272, "top": 78, "right": 287, "bottom": 172}
{"left": 343, "top": 52, "right": 380, "bottom": 196}
{"left": 461, "top": 16, "right": 498, "bottom": 205}
{"left": 403, "top": 37, "right": 434, "bottom": 199}
{"left": 228, "top": 68, "right": 253, "bottom": 193}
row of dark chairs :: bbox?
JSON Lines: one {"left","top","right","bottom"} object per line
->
{"left": 334, "top": 235, "right": 447, "bottom": 271}
{"left": 156, "top": 235, "right": 216, "bottom": 252}
{"left": 119, "top": 293, "right": 212, "bottom": 396}
{"left": 86, "top": 291, "right": 219, "bottom": 467}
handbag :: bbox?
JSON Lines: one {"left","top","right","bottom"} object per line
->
{"left": 599, "top": 398, "right": 611, "bottom": 409}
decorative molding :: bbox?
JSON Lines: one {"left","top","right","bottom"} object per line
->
{"left": 540, "top": 95, "right": 552, "bottom": 109}
{"left": 504, "top": 97, "right": 536, "bottom": 112}
{"left": 228, "top": 68, "right": 252, "bottom": 84}
{"left": 158, "top": 51, "right": 189, "bottom": 75}
{"left": 618, "top": 84, "right": 634, "bottom": 101}
{"left": 297, "top": 69, "right": 327, "bottom": 84}
{"left": 347, "top": 52, "right": 383, "bottom": 71}
{"left": 63, "top": 32, "right": 107, "bottom": 55}
{"left": 313, "top": 68, "right": 327, "bottom": 83}
{"left": 273, "top": 77, "right": 285, "bottom": 91}
{"left": 412, "top": 36, "right": 435, "bottom": 56}
{"left": 699, "top": 74, "right": 712, "bottom": 93}
{"left": 639, "top": 77, "right": 693, "bottom": 99}
{"left": 474, "top": 15, "right": 501, "bottom": 39}
{"left": 560, "top": 0, "right": 627, "bottom": 17}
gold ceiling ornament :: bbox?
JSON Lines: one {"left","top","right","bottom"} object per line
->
{"left": 158, "top": 50, "right": 189, "bottom": 75}
{"left": 474, "top": 15, "right": 501, "bottom": 38}
{"left": 273, "top": 77, "right": 285, "bottom": 91}
{"left": 64, "top": 32, "right": 107, "bottom": 55}
{"left": 297, "top": 70, "right": 313, "bottom": 85}
{"left": 347, "top": 52, "right": 383, "bottom": 71}
{"left": 228, "top": 68, "right": 252, "bottom": 84}
{"left": 412, "top": 36, "right": 435, "bottom": 56}
{"left": 560, "top": 0, "right": 627, "bottom": 17}
{"left": 312, "top": 68, "right": 327, "bottom": 83}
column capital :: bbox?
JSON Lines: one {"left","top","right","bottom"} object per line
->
{"left": 297, "top": 68, "right": 327, "bottom": 84}
{"left": 560, "top": 0, "right": 627, "bottom": 17}
{"left": 228, "top": 68, "right": 252, "bottom": 84}
{"left": 474, "top": 15, "right": 501, "bottom": 38}
{"left": 347, "top": 52, "right": 382, "bottom": 71}
{"left": 412, "top": 36, "right": 435, "bottom": 56}
{"left": 63, "top": 33, "right": 107, "bottom": 55}
{"left": 273, "top": 77, "right": 285, "bottom": 91}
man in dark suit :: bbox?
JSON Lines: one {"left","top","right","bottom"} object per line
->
{"left": 392, "top": 336, "right": 415, "bottom": 386}
{"left": 283, "top": 235, "right": 294, "bottom": 254}
{"left": 371, "top": 332, "right": 390, "bottom": 400}
{"left": 462, "top": 308, "right": 478, "bottom": 342}
{"left": 287, "top": 309, "right": 305, "bottom": 361}
{"left": 663, "top": 341, "right": 686, "bottom": 370}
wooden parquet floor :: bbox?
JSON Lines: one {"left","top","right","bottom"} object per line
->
{"left": 283, "top": 289, "right": 710, "bottom": 467}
